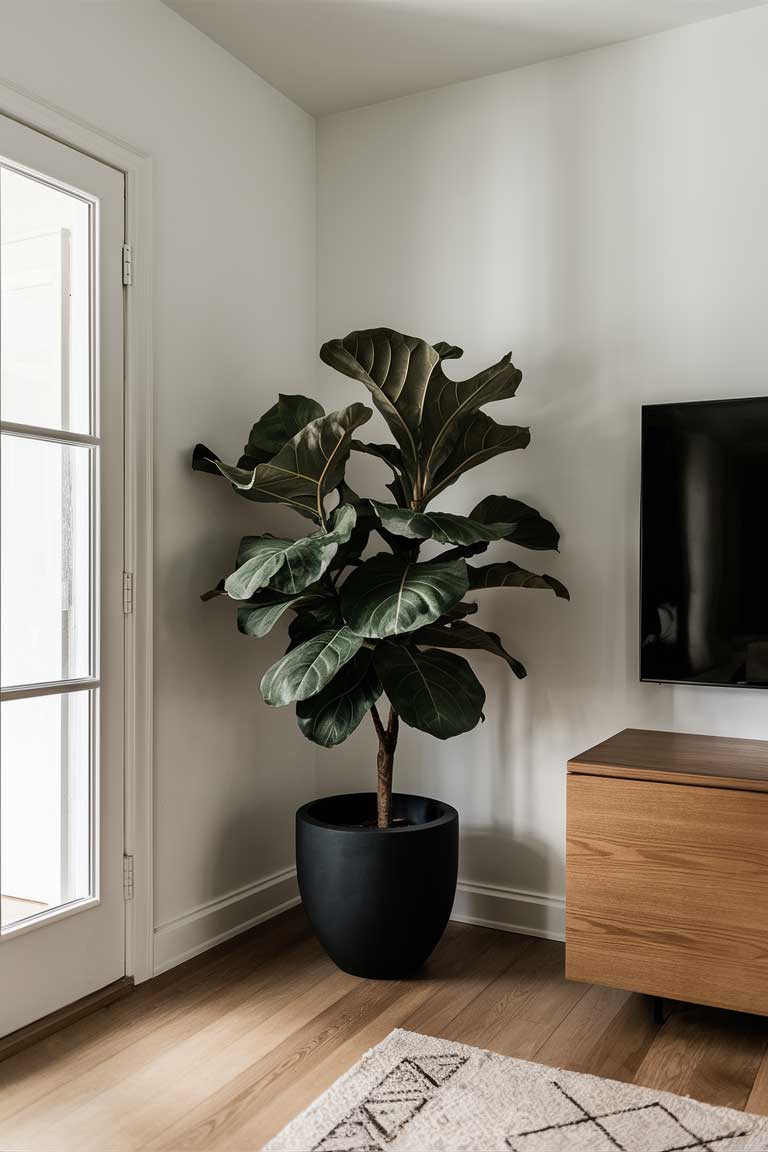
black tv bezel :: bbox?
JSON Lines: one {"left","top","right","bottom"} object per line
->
{"left": 639, "top": 393, "right": 768, "bottom": 691}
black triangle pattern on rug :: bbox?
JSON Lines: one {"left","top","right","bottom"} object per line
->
{"left": 267, "top": 1032, "right": 768, "bottom": 1152}
{"left": 313, "top": 1054, "right": 468, "bottom": 1151}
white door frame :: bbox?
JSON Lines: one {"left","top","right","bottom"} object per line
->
{"left": 0, "top": 76, "right": 155, "bottom": 982}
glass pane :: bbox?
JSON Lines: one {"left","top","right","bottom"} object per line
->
{"left": 0, "top": 165, "right": 91, "bottom": 433}
{"left": 1, "top": 433, "right": 93, "bottom": 688}
{"left": 1, "top": 690, "right": 92, "bottom": 929}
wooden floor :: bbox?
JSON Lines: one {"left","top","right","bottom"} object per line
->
{"left": 1, "top": 908, "right": 768, "bottom": 1151}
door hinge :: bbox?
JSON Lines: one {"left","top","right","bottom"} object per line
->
{"left": 123, "top": 571, "right": 134, "bottom": 615}
{"left": 123, "top": 855, "right": 135, "bottom": 901}
{"left": 122, "top": 244, "right": 133, "bottom": 286}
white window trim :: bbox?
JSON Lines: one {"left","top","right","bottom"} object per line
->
{"left": 0, "top": 76, "right": 155, "bottom": 982}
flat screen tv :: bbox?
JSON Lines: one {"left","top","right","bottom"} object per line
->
{"left": 640, "top": 396, "right": 768, "bottom": 688}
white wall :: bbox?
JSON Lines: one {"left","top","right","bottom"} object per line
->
{"left": 317, "top": 5, "right": 768, "bottom": 935}
{"left": 0, "top": 0, "right": 316, "bottom": 968}
{"left": 3, "top": 0, "right": 767, "bottom": 970}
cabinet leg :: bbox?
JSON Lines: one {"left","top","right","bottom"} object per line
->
{"left": 651, "top": 996, "right": 665, "bottom": 1026}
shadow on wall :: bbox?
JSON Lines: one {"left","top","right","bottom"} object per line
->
{"left": 460, "top": 828, "right": 554, "bottom": 900}
{"left": 157, "top": 475, "right": 313, "bottom": 926}
{"left": 315, "top": 8, "right": 768, "bottom": 914}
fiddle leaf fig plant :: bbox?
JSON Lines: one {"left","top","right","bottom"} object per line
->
{"left": 193, "top": 328, "right": 568, "bottom": 827}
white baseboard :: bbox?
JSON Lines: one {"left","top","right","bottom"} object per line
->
{"left": 152, "top": 868, "right": 565, "bottom": 977}
{"left": 452, "top": 879, "right": 565, "bottom": 942}
{"left": 153, "top": 866, "right": 300, "bottom": 975}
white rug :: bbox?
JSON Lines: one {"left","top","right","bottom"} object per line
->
{"left": 264, "top": 1028, "right": 768, "bottom": 1152}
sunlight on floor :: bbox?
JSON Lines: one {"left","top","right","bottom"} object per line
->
{"left": 0, "top": 894, "right": 48, "bottom": 927}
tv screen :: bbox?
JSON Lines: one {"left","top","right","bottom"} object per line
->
{"left": 640, "top": 396, "right": 768, "bottom": 688}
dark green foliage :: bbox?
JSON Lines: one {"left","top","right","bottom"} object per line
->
{"left": 374, "top": 644, "right": 486, "bottom": 740}
{"left": 193, "top": 328, "right": 567, "bottom": 749}
{"left": 239, "top": 394, "right": 325, "bottom": 467}
{"left": 410, "top": 619, "right": 527, "bottom": 679}
{"left": 193, "top": 403, "right": 370, "bottom": 522}
{"left": 339, "top": 554, "right": 469, "bottom": 640}
{"left": 467, "top": 561, "right": 570, "bottom": 599}
{"left": 296, "top": 650, "right": 382, "bottom": 747}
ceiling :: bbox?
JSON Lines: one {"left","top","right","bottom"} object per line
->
{"left": 162, "top": 0, "right": 767, "bottom": 116}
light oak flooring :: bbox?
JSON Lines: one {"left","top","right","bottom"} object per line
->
{"left": 1, "top": 907, "right": 768, "bottom": 1151}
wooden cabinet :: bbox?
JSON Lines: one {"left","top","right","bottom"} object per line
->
{"left": 566, "top": 728, "right": 768, "bottom": 1016}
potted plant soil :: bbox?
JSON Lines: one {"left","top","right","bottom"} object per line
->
{"left": 193, "top": 327, "right": 568, "bottom": 978}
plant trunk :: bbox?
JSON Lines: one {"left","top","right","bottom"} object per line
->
{"left": 372, "top": 705, "right": 399, "bottom": 828}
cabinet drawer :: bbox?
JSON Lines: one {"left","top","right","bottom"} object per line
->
{"left": 566, "top": 774, "right": 768, "bottom": 1014}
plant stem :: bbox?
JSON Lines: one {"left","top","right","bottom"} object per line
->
{"left": 372, "top": 704, "right": 399, "bottom": 828}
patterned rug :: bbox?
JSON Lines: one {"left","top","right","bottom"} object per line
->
{"left": 264, "top": 1028, "right": 768, "bottom": 1151}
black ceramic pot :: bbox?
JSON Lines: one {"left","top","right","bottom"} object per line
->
{"left": 296, "top": 792, "right": 459, "bottom": 979}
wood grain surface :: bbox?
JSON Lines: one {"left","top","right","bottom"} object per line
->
{"left": 566, "top": 772, "right": 768, "bottom": 1015}
{"left": 0, "top": 976, "right": 134, "bottom": 1063}
{"left": 0, "top": 907, "right": 766, "bottom": 1150}
{"left": 569, "top": 728, "right": 768, "bottom": 791}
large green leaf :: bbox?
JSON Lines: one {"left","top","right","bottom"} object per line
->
{"left": 426, "top": 413, "right": 530, "bottom": 500}
{"left": 340, "top": 553, "right": 468, "bottom": 639}
{"left": 236, "top": 586, "right": 333, "bottom": 639}
{"left": 320, "top": 329, "right": 438, "bottom": 491}
{"left": 370, "top": 501, "right": 519, "bottom": 547}
{"left": 225, "top": 537, "right": 292, "bottom": 597}
{"left": 201, "top": 578, "right": 336, "bottom": 635}
{"left": 194, "top": 403, "right": 371, "bottom": 522}
{"left": 470, "top": 495, "right": 560, "bottom": 551}
{"left": 411, "top": 619, "right": 526, "bottom": 678}
{"left": 225, "top": 505, "right": 356, "bottom": 599}
{"left": 237, "top": 596, "right": 301, "bottom": 637}
{"left": 421, "top": 345, "right": 524, "bottom": 492}
{"left": 320, "top": 330, "right": 531, "bottom": 504}
{"left": 468, "top": 561, "right": 569, "bottom": 599}
{"left": 238, "top": 394, "right": 325, "bottom": 468}
{"left": 440, "top": 495, "right": 561, "bottom": 562}
{"left": 374, "top": 644, "right": 485, "bottom": 739}
{"left": 261, "top": 627, "right": 364, "bottom": 706}
{"left": 296, "top": 649, "right": 382, "bottom": 747}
